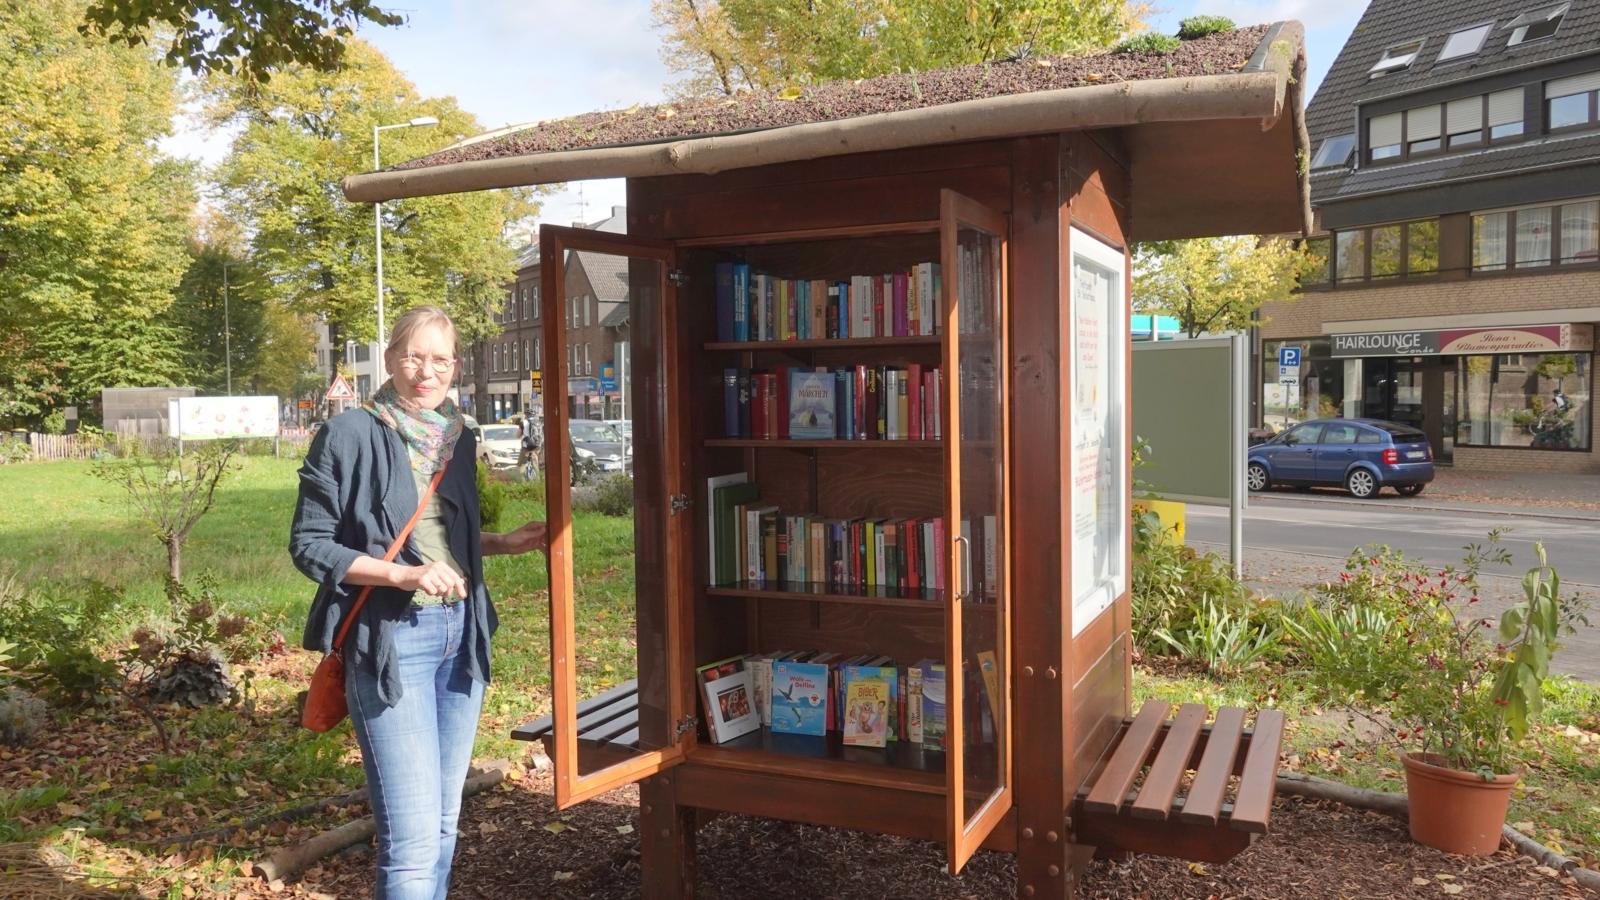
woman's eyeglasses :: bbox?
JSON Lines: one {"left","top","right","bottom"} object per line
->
{"left": 397, "top": 354, "right": 457, "bottom": 374}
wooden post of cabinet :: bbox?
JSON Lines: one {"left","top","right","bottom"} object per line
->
{"left": 639, "top": 774, "right": 696, "bottom": 899}
{"left": 1009, "top": 135, "right": 1074, "bottom": 900}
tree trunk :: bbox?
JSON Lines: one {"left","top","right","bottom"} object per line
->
{"left": 167, "top": 538, "right": 182, "bottom": 583}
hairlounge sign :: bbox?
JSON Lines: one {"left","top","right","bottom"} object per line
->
{"left": 1330, "top": 324, "right": 1594, "bottom": 358}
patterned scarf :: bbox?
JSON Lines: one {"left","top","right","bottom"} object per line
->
{"left": 365, "top": 379, "right": 465, "bottom": 475}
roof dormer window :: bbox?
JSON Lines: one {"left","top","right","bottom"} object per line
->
{"left": 1310, "top": 133, "right": 1356, "bottom": 169}
{"left": 1507, "top": 3, "right": 1567, "bottom": 46}
{"left": 1438, "top": 23, "right": 1493, "bottom": 62}
{"left": 1370, "top": 39, "right": 1425, "bottom": 76}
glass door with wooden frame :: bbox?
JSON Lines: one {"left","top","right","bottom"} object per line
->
{"left": 539, "top": 224, "right": 690, "bottom": 808}
{"left": 938, "top": 189, "right": 1012, "bottom": 873}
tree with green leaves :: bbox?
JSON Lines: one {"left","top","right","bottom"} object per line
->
{"left": 1133, "top": 237, "right": 1318, "bottom": 338}
{"left": 167, "top": 240, "right": 266, "bottom": 396}
{"left": 0, "top": 0, "right": 193, "bottom": 422}
{"left": 652, "top": 0, "right": 1152, "bottom": 96}
{"left": 80, "top": 0, "right": 402, "bottom": 83}
{"left": 207, "top": 38, "right": 544, "bottom": 362}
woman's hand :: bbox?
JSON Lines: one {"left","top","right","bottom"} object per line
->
{"left": 392, "top": 560, "right": 469, "bottom": 599}
{"left": 487, "top": 520, "right": 548, "bottom": 556}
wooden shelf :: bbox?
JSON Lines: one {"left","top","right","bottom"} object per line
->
{"left": 692, "top": 728, "right": 947, "bottom": 794}
{"left": 705, "top": 335, "right": 941, "bottom": 351}
{"left": 706, "top": 438, "right": 942, "bottom": 449}
{"left": 707, "top": 581, "right": 945, "bottom": 608}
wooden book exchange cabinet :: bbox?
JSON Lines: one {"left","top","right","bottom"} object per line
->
{"left": 345, "top": 22, "right": 1311, "bottom": 899}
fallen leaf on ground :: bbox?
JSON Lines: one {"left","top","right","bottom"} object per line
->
{"left": 543, "top": 821, "right": 570, "bottom": 834}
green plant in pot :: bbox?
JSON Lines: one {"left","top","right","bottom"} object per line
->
{"left": 1289, "top": 536, "right": 1580, "bottom": 855}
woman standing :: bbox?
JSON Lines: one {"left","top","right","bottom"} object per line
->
{"left": 290, "top": 306, "right": 546, "bottom": 899}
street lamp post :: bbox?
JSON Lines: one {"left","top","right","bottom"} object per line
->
{"left": 372, "top": 116, "right": 439, "bottom": 385}
{"left": 222, "top": 261, "right": 232, "bottom": 395}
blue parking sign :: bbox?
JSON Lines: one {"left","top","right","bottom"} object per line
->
{"left": 1278, "top": 347, "right": 1301, "bottom": 368}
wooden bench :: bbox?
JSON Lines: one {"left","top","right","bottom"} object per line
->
{"left": 1072, "top": 702, "right": 1286, "bottom": 863}
{"left": 513, "top": 679, "right": 643, "bottom": 772}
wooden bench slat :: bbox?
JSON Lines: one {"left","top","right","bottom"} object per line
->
{"left": 574, "top": 688, "right": 641, "bottom": 732}
{"left": 602, "top": 727, "right": 641, "bottom": 750}
{"left": 583, "top": 708, "right": 640, "bottom": 744}
{"left": 1229, "top": 709, "right": 1286, "bottom": 833}
{"left": 1177, "top": 707, "right": 1245, "bottom": 826}
{"left": 511, "top": 678, "right": 640, "bottom": 742}
{"left": 1083, "top": 701, "right": 1170, "bottom": 815}
{"left": 1130, "top": 703, "right": 1208, "bottom": 821}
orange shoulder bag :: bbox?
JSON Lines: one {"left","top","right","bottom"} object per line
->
{"left": 301, "top": 465, "right": 447, "bottom": 732}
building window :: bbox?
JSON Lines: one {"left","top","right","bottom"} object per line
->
{"left": 1545, "top": 72, "right": 1600, "bottom": 131}
{"left": 1326, "top": 220, "right": 1440, "bottom": 284}
{"left": 1302, "top": 236, "right": 1331, "bottom": 286}
{"left": 1474, "top": 199, "right": 1600, "bottom": 272}
{"left": 1368, "top": 112, "right": 1403, "bottom": 161}
{"left": 1446, "top": 96, "right": 1483, "bottom": 147}
{"left": 1370, "top": 225, "right": 1402, "bottom": 278}
{"left": 534, "top": 337, "right": 541, "bottom": 370}
{"left": 1455, "top": 352, "right": 1589, "bottom": 450}
{"left": 522, "top": 339, "right": 530, "bottom": 372}
{"left": 584, "top": 297, "right": 592, "bottom": 327}
{"left": 1508, "top": 3, "right": 1568, "bottom": 47}
{"left": 1405, "top": 105, "right": 1442, "bottom": 156}
{"left": 584, "top": 343, "right": 591, "bottom": 375}
{"left": 1488, "top": 88, "right": 1524, "bottom": 139}
{"left": 1370, "top": 39, "right": 1424, "bottom": 76}
{"left": 533, "top": 285, "right": 540, "bottom": 319}
{"left": 1438, "top": 23, "right": 1493, "bottom": 62}
{"left": 1335, "top": 231, "right": 1366, "bottom": 283}
{"left": 1407, "top": 220, "right": 1440, "bottom": 274}
{"left": 1310, "top": 133, "right": 1355, "bottom": 169}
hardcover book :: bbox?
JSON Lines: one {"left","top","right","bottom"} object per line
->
{"left": 701, "top": 666, "right": 759, "bottom": 744}
{"left": 714, "top": 262, "right": 735, "bottom": 342}
{"left": 919, "top": 660, "right": 947, "bottom": 749}
{"left": 707, "top": 473, "right": 758, "bottom": 586}
{"left": 842, "top": 675, "right": 890, "bottom": 747}
{"left": 844, "top": 664, "right": 899, "bottom": 741}
{"left": 771, "top": 660, "right": 829, "bottom": 736}
{"left": 788, "top": 368, "right": 836, "bottom": 440}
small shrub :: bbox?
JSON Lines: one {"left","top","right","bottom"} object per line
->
{"left": 1177, "top": 15, "right": 1235, "bottom": 39}
{"left": 1116, "top": 33, "right": 1181, "bottom": 54}
{"left": 503, "top": 474, "right": 547, "bottom": 505}
{"left": 0, "top": 577, "right": 128, "bottom": 706}
{"left": 476, "top": 460, "right": 505, "bottom": 529}
{"left": 0, "top": 438, "right": 30, "bottom": 464}
{"left": 574, "top": 473, "right": 635, "bottom": 517}
{"left": 41, "top": 409, "right": 66, "bottom": 435}
{"left": 1150, "top": 595, "right": 1285, "bottom": 674}
{"left": 0, "top": 685, "right": 48, "bottom": 747}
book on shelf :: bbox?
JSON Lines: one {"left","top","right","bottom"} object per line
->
{"left": 707, "top": 473, "right": 759, "bottom": 587}
{"left": 918, "top": 660, "right": 948, "bottom": 749}
{"left": 771, "top": 658, "right": 829, "bottom": 736}
{"left": 746, "top": 650, "right": 784, "bottom": 727}
{"left": 906, "top": 665, "right": 924, "bottom": 743}
{"left": 843, "top": 661, "right": 899, "bottom": 741}
{"left": 697, "top": 655, "right": 759, "bottom": 744}
{"left": 842, "top": 674, "right": 890, "bottom": 748}
{"left": 787, "top": 368, "right": 835, "bottom": 439}
{"left": 716, "top": 263, "right": 942, "bottom": 343}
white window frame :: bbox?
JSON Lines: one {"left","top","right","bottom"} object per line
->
{"left": 1508, "top": 3, "right": 1568, "bottom": 47}
{"left": 1438, "top": 22, "right": 1493, "bottom": 62}
{"left": 1371, "top": 39, "right": 1425, "bottom": 76}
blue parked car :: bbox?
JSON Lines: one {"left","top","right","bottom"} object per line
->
{"left": 1247, "top": 418, "right": 1434, "bottom": 499}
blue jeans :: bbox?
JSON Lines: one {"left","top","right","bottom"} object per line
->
{"left": 346, "top": 601, "right": 484, "bottom": 900}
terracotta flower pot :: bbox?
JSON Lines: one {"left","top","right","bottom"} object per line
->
{"left": 1402, "top": 752, "right": 1519, "bottom": 856}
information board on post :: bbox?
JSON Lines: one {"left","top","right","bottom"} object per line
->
{"left": 167, "top": 396, "right": 281, "bottom": 441}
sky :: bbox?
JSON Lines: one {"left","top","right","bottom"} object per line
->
{"left": 163, "top": 0, "right": 1371, "bottom": 234}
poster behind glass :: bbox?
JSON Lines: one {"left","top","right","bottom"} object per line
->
{"left": 1069, "top": 229, "right": 1127, "bottom": 636}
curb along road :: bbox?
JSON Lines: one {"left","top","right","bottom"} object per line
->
{"left": 1249, "top": 492, "right": 1600, "bottom": 524}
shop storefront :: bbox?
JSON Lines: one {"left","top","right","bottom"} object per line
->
{"left": 1263, "top": 324, "right": 1595, "bottom": 464}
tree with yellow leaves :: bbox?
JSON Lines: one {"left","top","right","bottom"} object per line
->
{"left": 652, "top": 0, "right": 1151, "bottom": 97}
{"left": 1134, "top": 237, "right": 1319, "bottom": 338}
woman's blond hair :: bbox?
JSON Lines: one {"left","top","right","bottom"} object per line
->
{"left": 386, "top": 305, "right": 457, "bottom": 357}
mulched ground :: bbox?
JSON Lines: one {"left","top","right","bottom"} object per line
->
{"left": 285, "top": 762, "right": 1592, "bottom": 899}
{"left": 394, "top": 26, "right": 1270, "bottom": 172}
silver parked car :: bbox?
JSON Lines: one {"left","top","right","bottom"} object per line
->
{"left": 569, "top": 419, "right": 630, "bottom": 476}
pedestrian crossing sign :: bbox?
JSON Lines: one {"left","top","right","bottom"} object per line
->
{"left": 325, "top": 375, "right": 357, "bottom": 402}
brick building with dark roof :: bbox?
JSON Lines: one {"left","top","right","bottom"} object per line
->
{"left": 1262, "top": 0, "right": 1600, "bottom": 473}
{"left": 460, "top": 206, "right": 631, "bottom": 423}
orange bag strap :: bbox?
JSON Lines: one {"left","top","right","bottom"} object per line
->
{"left": 331, "top": 464, "right": 448, "bottom": 653}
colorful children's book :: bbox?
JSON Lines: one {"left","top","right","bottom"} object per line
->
{"left": 907, "top": 665, "right": 924, "bottom": 743}
{"left": 842, "top": 675, "right": 890, "bottom": 748}
{"left": 919, "top": 660, "right": 948, "bottom": 749}
{"left": 844, "top": 663, "right": 899, "bottom": 741}
{"left": 788, "top": 368, "right": 836, "bottom": 439}
{"left": 771, "top": 659, "right": 829, "bottom": 736}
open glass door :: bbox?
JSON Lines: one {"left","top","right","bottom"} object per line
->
{"left": 939, "top": 190, "right": 1012, "bottom": 872}
{"left": 540, "top": 224, "right": 688, "bottom": 808}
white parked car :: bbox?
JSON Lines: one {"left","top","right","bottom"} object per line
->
{"left": 477, "top": 423, "right": 523, "bottom": 469}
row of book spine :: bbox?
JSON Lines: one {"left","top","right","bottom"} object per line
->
{"left": 723, "top": 364, "right": 943, "bottom": 441}
{"left": 743, "top": 650, "right": 949, "bottom": 747}
{"left": 714, "top": 262, "right": 943, "bottom": 342}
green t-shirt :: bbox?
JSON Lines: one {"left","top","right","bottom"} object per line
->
{"left": 411, "top": 469, "right": 466, "bottom": 603}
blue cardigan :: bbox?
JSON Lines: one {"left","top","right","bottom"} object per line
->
{"left": 289, "top": 409, "right": 497, "bottom": 706}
